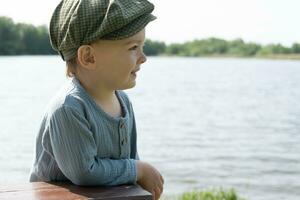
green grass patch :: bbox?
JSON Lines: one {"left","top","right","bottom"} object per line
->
{"left": 162, "top": 188, "right": 245, "bottom": 200}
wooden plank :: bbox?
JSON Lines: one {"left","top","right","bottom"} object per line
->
{"left": 0, "top": 182, "right": 152, "bottom": 200}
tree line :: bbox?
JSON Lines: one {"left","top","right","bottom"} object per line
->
{"left": 145, "top": 38, "right": 300, "bottom": 57}
{"left": 0, "top": 17, "right": 55, "bottom": 55}
{"left": 1, "top": 16, "right": 300, "bottom": 57}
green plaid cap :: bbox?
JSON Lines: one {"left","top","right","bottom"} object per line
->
{"left": 49, "top": 0, "right": 157, "bottom": 61}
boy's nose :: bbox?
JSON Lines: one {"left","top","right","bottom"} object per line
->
{"left": 139, "top": 52, "right": 147, "bottom": 64}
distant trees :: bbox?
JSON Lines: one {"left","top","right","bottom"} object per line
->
{"left": 0, "top": 16, "right": 299, "bottom": 57}
{"left": 0, "top": 17, "right": 20, "bottom": 54}
{"left": 144, "top": 39, "right": 166, "bottom": 55}
{"left": 257, "top": 44, "right": 292, "bottom": 55}
{"left": 291, "top": 43, "right": 300, "bottom": 53}
{"left": 144, "top": 37, "right": 300, "bottom": 57}
{"left": 0, "top": 16, "right": 55, "bottom": 55}
{"left": 227, "top": 39, "right": 261, "bottom": 56}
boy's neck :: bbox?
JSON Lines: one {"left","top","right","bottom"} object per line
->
{"left": 74, "top": 70, "right": 123, "bottom": 118}
{"left": 76, "top": 76, "right": 116, "bottom": 104}
{"left": 76, "top": 75, "right": 123, "bottom": 118}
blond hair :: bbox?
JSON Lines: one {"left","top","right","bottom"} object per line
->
{"left": 66, "top": 57, "right": 78, "bottom": 77}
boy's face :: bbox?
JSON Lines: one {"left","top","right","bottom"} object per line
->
{"left": 91, "top": 28, "right": 147, "bottom": 90}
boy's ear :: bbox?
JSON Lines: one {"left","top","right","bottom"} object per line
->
{"left": 77, "top": 45, "right": 96, "bottom": 70}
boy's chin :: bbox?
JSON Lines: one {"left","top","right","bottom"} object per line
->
{"left": 126, "top": 81, "right": 137, "bottom": 89}
{"left": 118, "top": 80, "right": 136, "bottom": 90}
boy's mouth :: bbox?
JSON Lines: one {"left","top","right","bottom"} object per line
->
{"left": 131, "top": 67, "right": 140, "bottom": 75}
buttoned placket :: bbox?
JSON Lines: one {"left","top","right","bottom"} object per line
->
{"left": 119, "top": 119, "right": 128, "bottom": 158}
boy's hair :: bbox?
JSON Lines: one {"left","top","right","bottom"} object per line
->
{"left": 66, "top": 57, "right": 77, "bottom": 78}
{"left": 49, "top": 0, "right": 156, "bottom": 62}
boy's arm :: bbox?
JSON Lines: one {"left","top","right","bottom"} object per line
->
{"left": 48, "top": 106, "right": 137, "bottom": 186}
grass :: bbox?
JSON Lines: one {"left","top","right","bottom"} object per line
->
{"left": 162, "top": 188, "right": 246, "bottom": 200}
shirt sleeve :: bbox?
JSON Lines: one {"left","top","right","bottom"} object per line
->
{"left": 48, "top": 106, "right": 137, "bottom": 186}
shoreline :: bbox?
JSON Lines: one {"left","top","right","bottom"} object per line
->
{"left": 158, "top": 53, "right": 300, "bottom": 60}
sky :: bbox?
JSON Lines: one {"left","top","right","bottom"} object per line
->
{"left": 0, "top": 0, "right": 299, "bottom": 46}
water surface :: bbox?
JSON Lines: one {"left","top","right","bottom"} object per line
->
{"left": 0, "top": 56, "right": 299, "bottom": 200}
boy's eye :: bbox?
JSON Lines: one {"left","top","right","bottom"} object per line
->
{"left": 129, "top": 45, "right": 139, "bottom": 50}
{"left": 129, "top": 45, "right": 145, "bottom": 51}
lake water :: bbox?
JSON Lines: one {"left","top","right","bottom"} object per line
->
{"left": 0, "top": 56, "right": 299, "bottom": 200}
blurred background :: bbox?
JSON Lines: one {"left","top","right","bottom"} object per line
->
{"left": 0, "top": 0, "right": 299, "bottom": 200}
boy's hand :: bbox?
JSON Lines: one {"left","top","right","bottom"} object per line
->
{"left": 136, "top": 161, "right": 164, "bottom": 200}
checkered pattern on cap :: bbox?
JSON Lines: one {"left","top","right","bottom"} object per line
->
{"left": 49, "top": 0, "right": 156, "bottom": 61}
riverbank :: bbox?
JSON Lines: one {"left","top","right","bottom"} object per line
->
{"left": 159, "top": 53, "right": 300, "bottom": 60}
{"left": 255, "top": 54, "right": 300, "bottom": 60}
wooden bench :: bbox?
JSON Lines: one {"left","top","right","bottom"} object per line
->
{"left": 0, "top": 182, "right": 152, "bottom": 200}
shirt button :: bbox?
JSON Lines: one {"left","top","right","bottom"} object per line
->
{"left": 120, "top": 122, "right": 125, "bottom": 129}
{"left": 121, "top": 138, "right": 127, "bottom": 145}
